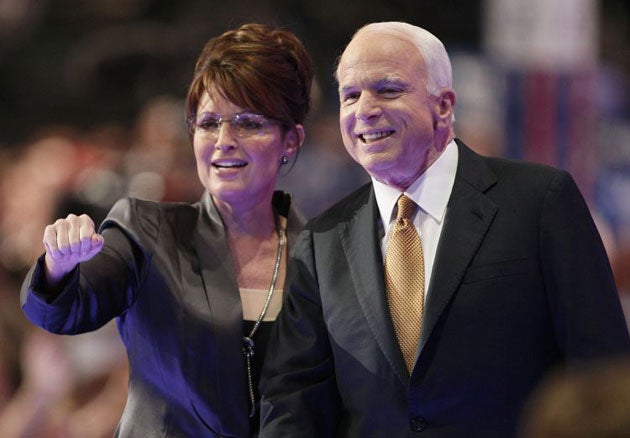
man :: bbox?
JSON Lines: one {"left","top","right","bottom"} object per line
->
{"left": 259, "top": 22, "right": 630, "bottom": 437}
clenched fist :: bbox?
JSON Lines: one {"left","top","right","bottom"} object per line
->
{"left": 43, "top": 214, "right": 104, "bottom": 284}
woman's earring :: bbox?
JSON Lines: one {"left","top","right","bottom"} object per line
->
{"left": 280, "top": 155, "right": 289, "bottom": 165}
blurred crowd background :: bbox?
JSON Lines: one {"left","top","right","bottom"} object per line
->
{"left": 0, "top": 0, "right": 628, "bottom": 436}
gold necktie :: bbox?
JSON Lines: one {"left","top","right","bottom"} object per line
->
{"left": 384, "top": 195, "right": 425, "bottom": 372}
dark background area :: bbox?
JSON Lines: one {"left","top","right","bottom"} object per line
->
{"left": 0, "top": 0, "right": 485, "bottom": 145}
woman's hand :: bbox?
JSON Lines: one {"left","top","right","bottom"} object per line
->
{"left": 43, "top": 214, "right": 104, "bottom": 285}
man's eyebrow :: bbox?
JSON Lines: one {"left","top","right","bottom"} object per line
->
{"left": 339, "top": 84, "right": 356, "bottom": 94}
{"left": 339, "top": 77, "right": 406, "bottom": 93}
{"left": 374, "top": 77, "right": 406, "bottom": 88}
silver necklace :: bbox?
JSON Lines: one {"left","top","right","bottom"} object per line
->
{"left": 243, "top": 222, "right": 285, "bottom": 418}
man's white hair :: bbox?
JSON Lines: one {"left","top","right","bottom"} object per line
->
{"left": 338, "top": 21, "right": 453, "bottom": 97}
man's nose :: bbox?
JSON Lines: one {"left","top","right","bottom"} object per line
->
{"left": 355, "top": 93, "right": 382, "bottom": 123}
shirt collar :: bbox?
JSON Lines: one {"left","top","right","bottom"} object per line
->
{"left": 373, "top": 139, "right": 458, "bottom": 226}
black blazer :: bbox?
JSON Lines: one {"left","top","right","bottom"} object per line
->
{"left": 260, "top": 140, "right": 630, "bottom": 437}
{"left": 21, "top": 191, "right": 304, "bottom": 437}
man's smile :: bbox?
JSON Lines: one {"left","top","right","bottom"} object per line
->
{"left": 358, "top": 130, "right": 395, "bottom": 143}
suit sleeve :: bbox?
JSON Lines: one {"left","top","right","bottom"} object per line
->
{"left": 540, "top": 171, "right": 629, "bottom": 359}
{"left": 20, "top": 197, "right": 157, "bottom": 334}
{"left": 259, "top": 226, "right": 342, "bottom": 437}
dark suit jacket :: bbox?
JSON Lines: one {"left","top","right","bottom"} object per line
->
{"left": 259, "top": 140, "right": 630, "bottom": 437}
{"left": 21, "top": 191, "right": 304, "bottom": 437}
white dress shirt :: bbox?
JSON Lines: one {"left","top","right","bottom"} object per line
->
{"left": 373, "top": 140, "right": 458, "bottom": 298}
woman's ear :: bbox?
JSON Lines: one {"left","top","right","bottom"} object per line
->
{"left": 284, "top": 124, "right": 305, "bottom": 158}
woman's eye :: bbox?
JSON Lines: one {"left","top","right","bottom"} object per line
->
{"left": 239, "top": 119, "right": 264, "bottom": 130}
{"left": 198, "top": 118, "right": 220, "bottom": 130}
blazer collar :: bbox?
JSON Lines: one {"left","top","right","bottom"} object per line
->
{"left": 193, "top": 190, "right": 305, "bottom": 331}
{"left": 189, "top": 191, "right": 304, "bottom": 432}
{"left": 340, "top": 141, "right": 499, "bottom": 383}
{"left": 416, "top": 140, "right": 498, "bottom": 360}
{"left": 339, "top": 185, "right": 411, "bottom": 385}
{"left": 191, "top": 192, "right": 245, "bottom": 432}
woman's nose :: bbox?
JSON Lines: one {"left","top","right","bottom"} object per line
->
{"left": 214, "top": 122, "right": 237, "bottom": 150}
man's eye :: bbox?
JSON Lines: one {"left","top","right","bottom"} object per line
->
{"left": 379, "top": 88, "right": 402, "bottom": 97}
{"left": 342, "top": 92, "right": 360, "bottom": 103}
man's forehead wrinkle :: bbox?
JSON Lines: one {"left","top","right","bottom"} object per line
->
{"left": 339, "top": 71, "right": 410, "bottom": 95}
{"left": 339, "top": 63, "right": 405, "bottom": 85}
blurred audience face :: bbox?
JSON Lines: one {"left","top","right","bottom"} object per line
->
{"left": 519, "top": 359, "right": 630, "bottom": 438}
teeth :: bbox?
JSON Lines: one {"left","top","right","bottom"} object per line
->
{"left": 361, "top": 131, "right": 393, "bottom": 142}
{"left": 213, "top": 160, "right": 247, "bottom": 168}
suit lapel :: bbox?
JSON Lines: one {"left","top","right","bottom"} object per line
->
{"left": 191, "top": 192, "right": 247, "bottom": 427}
{"left": 191, "top": 191, "right": 305, "bottom": 382}
{"left": 417, "top": 141, "right": 498, "bottom": 357}
{"left": 186, "top": 191, "right": 305, "bottom": 432}
{"left": 194, "top": 190, "right": 243, "bottom": 351}
{"left": 340, "top": 186, "right": 410, "bottom": 385}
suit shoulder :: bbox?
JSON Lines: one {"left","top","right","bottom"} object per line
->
{"left": 473, "top": 153, "right": 576, "bottom": 199}
{"left": 308, "top": 182, "right": 373, "bottom": 230}
{"left": 100, "top": 197, "right": 198, "bottom": 242}
{"left": 484, "top": 154, "right": 569, "bottom": 182}
{"left": 478, "top": 156, "right": 586, "bottom": 217}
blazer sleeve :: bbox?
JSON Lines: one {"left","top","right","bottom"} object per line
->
{"left": 20, "top": 197, "right": 158, "bottom": 334}
{"left": 540, "top": 171, "right": 629, "bottom": 359}
{"left": 259, "top": 226, "right": 343, "bottom": 437}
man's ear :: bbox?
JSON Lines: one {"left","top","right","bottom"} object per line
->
{"left": 284, "top": 124, "right": 305, "bottom": 158}
{"left": 434, "top": 88, "right": 456, "bottom": 129}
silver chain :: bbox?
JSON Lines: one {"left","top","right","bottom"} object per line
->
{"left": 243, "top": 225, "right": 285, "bottom": 418}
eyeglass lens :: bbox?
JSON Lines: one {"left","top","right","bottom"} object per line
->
{"left": 190, "top": 113, "right": 272, "bottom": 137}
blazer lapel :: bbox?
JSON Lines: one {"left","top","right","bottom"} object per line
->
{"left": 186, "top": 191, "right": 305, "bottom": 433}
{"left": 340, "top": 186, "right": 410, "bottom": 385}
{"left": 194, "top": 190, "right": 243, "bottom": 340}
{"left": 417, "top": 141, "right": 498, "bottom": 357}
{"left": 192, "top": 192, "right": 247, "bottom": 429}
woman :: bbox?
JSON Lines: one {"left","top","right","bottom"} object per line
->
{"left": 21, "top": 23, "right": 313, "bottom": 437}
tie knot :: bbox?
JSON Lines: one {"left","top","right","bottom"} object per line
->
{"left": 396, "top": 195, "right": 416, "bottom": 221}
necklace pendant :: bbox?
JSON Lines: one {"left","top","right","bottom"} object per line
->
{"left": 243, "top": 336, "right": 255, "bottom": 359}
